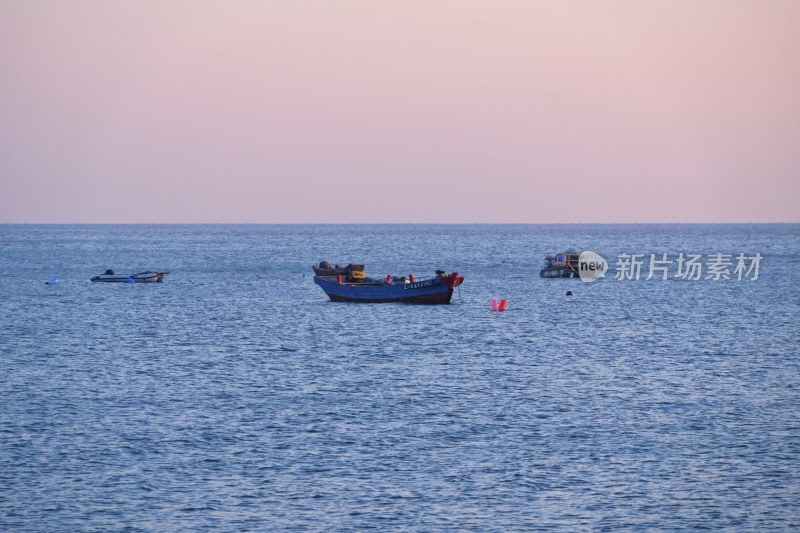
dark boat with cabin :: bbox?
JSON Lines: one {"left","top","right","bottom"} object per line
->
{"left": 91, "top": 269, "right": 169, "bottom": 283}
{"left": 314, "top": 268, "right": 464, "bottom": 304}
{"left": 539, "top": 251, "right": 580, "bottom": 278}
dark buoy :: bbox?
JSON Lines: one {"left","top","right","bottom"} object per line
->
{"left": 566, "top": 290, "right": 574, "bottom": 296}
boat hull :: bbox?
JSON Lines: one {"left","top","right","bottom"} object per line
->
{"left": 314, "top": 275, "right": 461, "bottom": 304}
{"left": 91, "top": 272, "right": 168, "bottom": 283}
{"left": 539, "top": 267, "right": 578, "bottom": 278}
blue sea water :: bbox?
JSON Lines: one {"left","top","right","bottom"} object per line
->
{"left": 1, "top": 224, "right": 799, "bottom": 531}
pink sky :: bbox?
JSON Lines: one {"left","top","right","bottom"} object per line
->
{"left": 1, "top": 1, "right": 798, "bottom": 223}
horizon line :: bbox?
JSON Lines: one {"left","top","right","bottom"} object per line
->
{"left": 1, "top": 221, "right": 798, "bottom": 226}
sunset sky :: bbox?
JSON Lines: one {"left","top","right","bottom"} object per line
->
{"left": 1, "top": 1, "right": 798, "bottom": 223}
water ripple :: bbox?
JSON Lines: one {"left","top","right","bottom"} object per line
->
{"left": 1, "top": 224, "right": 799, "bottom": 531}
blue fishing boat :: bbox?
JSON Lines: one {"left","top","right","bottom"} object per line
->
{"left": 314, "top": 269, "right": 464, "bottom": 304}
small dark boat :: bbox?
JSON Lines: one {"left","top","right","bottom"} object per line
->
{"left": 312, "top": 261, "right": 364, "bottom": 277}
{"left": 539, "top": 251, "right": 580, "bottom": 278}
{"left": 314, "top": 269, "right": 464, "bottom": 304}
{"left": 91, "top": 269, "right": 169, "bottom": 283}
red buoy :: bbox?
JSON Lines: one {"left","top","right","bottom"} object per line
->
{"left": 491, "top": 298, "right": 508, "bottom": 312}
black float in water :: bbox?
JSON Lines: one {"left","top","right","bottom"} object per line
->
{"left": 566, "top": 290, "right": 574, "bottom": 296}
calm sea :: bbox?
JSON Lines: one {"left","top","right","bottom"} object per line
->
{"left": 1, "top": 224, "right": 799, "bottom": 531}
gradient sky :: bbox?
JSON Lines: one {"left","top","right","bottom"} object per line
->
{"left": 1, "top": 1, "right": 798, "bottom": 223}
